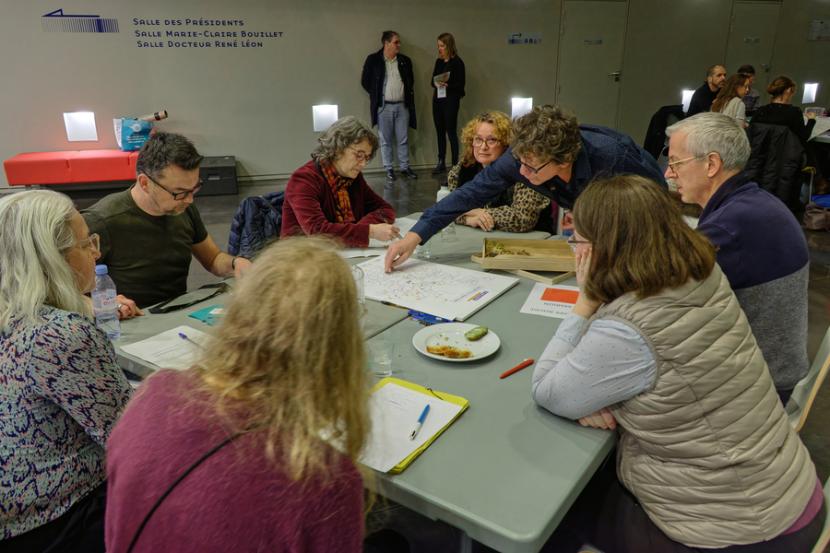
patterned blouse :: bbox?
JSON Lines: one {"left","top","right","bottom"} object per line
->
{"left": 447, "top": 162, "right": 551, "bottom": 233}
{"left": 0, "top": 306, "right": 131, "bottom": 539}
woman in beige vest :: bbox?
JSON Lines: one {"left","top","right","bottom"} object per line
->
{"left": 533, "top": 175, "right": 824, "bottom": 552}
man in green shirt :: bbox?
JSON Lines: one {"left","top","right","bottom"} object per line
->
{"left": 82, "top": 132, "right": 251, "bottom": 311}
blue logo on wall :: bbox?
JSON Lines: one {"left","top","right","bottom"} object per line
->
{"left": 42, "top": 9, "right": 119, "bottom": 33}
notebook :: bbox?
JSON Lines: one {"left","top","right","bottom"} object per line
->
{"left": 360, "top": 377, "right": 469, "bottom": 474}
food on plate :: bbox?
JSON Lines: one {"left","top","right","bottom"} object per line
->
{"left": 464, "top": 326, "right": 489, "bottom": 341}
{"left": 426, "top": 344, "right": 473, "bottom": 359}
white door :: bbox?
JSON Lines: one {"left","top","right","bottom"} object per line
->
{"left": 725, "top": 1, "right": 781, "bottom": 86}
{"left": 556, "top": 0, "right": 628, "bottom": 128}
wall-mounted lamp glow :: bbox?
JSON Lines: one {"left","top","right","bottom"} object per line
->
{"left": 511, "top": 97, "right": 533, "bottom": 119}
{"left": 63, "top": 111, "right": 98, "bottom": 141}
{"left": 312, "top": 104, "right": 338, "bottom": 132}
{"left": 681, "top": 89, "right": 696, "bottom": 113}
{"left": 803, "top": 83, "right": 818, "bottom": 104}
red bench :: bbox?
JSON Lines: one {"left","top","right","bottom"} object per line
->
{"left": 3, "top": 150, "right": 138, "bottom": 187}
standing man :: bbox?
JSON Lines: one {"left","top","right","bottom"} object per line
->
{"left": 686, "top": 64, "right": 727, "bottom": 116}
{"left": 361, "top": 30, "right": 418, "bottom": 183}
{"left": 82, "top": 132, "right": 251, "bottom": 309}
{"left": 665, "top": 113, "right": 809, "bottom": 404}
{"left": 384, "top": 105, "right": 665, "bottom": 271}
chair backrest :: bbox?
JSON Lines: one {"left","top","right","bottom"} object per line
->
{"left": 789, "top": 326, "right": 830, "bottom": 432}
{"left": 810, "top": 476, "right": 830, "bottom": 553}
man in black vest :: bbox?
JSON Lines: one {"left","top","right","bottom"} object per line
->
{"left": 361, "top": 31, "right": 418, "bottom": 182}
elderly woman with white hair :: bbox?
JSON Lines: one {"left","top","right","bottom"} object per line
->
{"left": 0, "top": 190, "right": 131, "bottom": 552}
{"left": 280, "top": 115, "right": 399, "bottom": 247}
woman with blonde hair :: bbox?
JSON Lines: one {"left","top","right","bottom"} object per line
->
{"left": 447, "top": 111, "right": 552, "bottom": 232}
{"left": 534, "top": 175, "right": 824, "bottom": 552}
{"left": 105, "top": 237, "right": 371, "bottom": 553}
{"left": 0, "top": 190, "right": 131, "bottom": 552}
{"left": 711, "top": 73, "right": 751, "bottom": 127}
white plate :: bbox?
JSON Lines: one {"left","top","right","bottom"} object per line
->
{"left": 412, "top": 323, "right": 500, "bottom": 362}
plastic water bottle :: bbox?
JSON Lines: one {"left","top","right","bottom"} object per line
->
{"left": 92, "top": 264, "right": 121, "bottom": 340}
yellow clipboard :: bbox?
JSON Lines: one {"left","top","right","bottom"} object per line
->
{"left": 370, "top": 377, "right": 469, "bottom": 474}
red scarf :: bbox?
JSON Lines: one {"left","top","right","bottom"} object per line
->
{"left": 321, "top": 160, "right": 356, "bottom": 224}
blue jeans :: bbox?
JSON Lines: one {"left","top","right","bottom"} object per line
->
{"left": 377, "top": 103, "right": 410, "bottom": 171}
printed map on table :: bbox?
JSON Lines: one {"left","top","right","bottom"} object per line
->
{"left": 358, "top": 256, "right": 518, "bottom": 321}
{"left": 520, "top": 283, "right": 580, "bottom": 319}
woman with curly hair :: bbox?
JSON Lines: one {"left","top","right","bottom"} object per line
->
{"left": 447, "top": 111, "right": 552, "bottom": 232}
{"left": 281, "top": 115, "right": 398, "bottom": 247}
{"left": 711, "top": 73, "right": 751, "bottom": 127}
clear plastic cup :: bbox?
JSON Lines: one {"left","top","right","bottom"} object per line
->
{"left": 368, "top": 339, "right": 395, "bottom": 377}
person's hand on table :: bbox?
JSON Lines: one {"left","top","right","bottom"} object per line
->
{"left": 806, "top": 111, "right": 817, "bottom": 120}
{"left": 232, "top": 256, "right": 253, "bottom": 279}
{"left": 116, "top": 294, "right": 143, "bottom": 320}
{"left": 384, "top": 232, "right": 421, "bottom": 272}
{"left": 370, "top": 223, "right": 402, "bottom": 242}
{"left": 578, "top": 407, "right": 617, "bottom": 430}
{"left": 562, "top": 211, "right": 574, "bottom": 231}
{"left": 462, "top": 209, "right": 495, "bottom": 232}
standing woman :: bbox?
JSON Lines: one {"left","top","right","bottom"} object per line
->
{"left": 0, "top": 190, "right": 131, "bottom": 552}
{"left": 711, "top": 73, "right": 751, "bottom": 127}
{"left": 431, "top": 32, "right": 466, "bottom": 175}
{"left": 752, "top": 76, "right": 818, "bottom": 146}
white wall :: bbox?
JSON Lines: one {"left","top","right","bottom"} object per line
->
{"left": 0, "top": 0, "right": 561, "bottom": 187}
{"left": 1, "top": 0, "right": 827, "bottom": 188}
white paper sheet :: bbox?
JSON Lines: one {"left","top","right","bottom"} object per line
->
{"left": 358, "top": 256, "right": 518, "bottom": 321}
{"left": 360, "top": 382, "right": 463, "bottom": 473}
{"left": 520, "top": 283, "right": 581, "bottom": 319}
{"left": 120, "top": 325, "right": 209, "bottom": 370}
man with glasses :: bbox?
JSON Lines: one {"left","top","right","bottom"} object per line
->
{"left": 665, "top": 113, "right": 809, "bottom": 405}
{"left": 82, "top": 132, "right": 251, "bottom": 308}
{"left": 361, "top": 30, "right": 418, "bottom": 183}
{"left": 384, "top": 104, "right": 664, "bottom": 271}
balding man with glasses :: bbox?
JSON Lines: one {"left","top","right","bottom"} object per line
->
{"left": 82, "top": 132, "right": 251, "bottom": 309}
{"left": 384, "top": 105, "right": 664, "bottom": 271}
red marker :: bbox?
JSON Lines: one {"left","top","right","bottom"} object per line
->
{"left": 499, "top": 358, "right": 534, "bottom": 379}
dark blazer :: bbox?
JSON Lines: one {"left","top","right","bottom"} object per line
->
{"left": 745, "top": 123, "right": 805, "bottom": 212}
{"left": 360, "top": 49, "right": 417, "bottom": 129}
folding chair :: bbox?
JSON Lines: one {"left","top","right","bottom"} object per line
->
{"left": 788, "top": 327, "right": 830, "bottom": 432}
{"left": 810, "top": 476, "right": 830, "bottom": 553}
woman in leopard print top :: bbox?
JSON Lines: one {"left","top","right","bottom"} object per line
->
{"left": 447, "top": 111, "right": 553, "bottom": 233}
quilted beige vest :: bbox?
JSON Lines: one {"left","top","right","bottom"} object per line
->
{"left": 598, "top": 266, "right": 816, "bottom": 548}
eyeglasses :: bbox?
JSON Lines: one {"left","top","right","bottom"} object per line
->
{"left": 566, "top": 235, "right": 590, "bottom": 252}
{"left": 472, "top": 137, "right": 501, "bottom": 148}
{"left": 661, "top": 147, "right": 708, "bottom": 173}
{"left": 514, "top": 155, "right": 552, "bottom": 175}
{"left": 77, "top": 233, "right": 100, "bottom": 252}
{"left": 349, "top": 147, "right": 373, "bottom": 163}
{"left": 145, "top": 174, "right": 202, "bottom": 200}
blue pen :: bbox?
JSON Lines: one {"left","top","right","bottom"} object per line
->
{"left": 409, "top": 404, "right": 431, "bottom": 440}
{"left": 178, "top": 332, "right": 203, "bottom": 349}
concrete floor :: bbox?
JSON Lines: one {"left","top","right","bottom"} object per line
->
{"left": 73, "top": 168, "right": 830, "bottom": 483}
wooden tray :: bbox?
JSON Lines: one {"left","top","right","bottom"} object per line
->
{"left": 471, "top": 238, "right": 575, "bottom": 272}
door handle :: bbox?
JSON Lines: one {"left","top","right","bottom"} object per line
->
{"left": 608, "top": 71, "right": 621, "bottom": 82}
